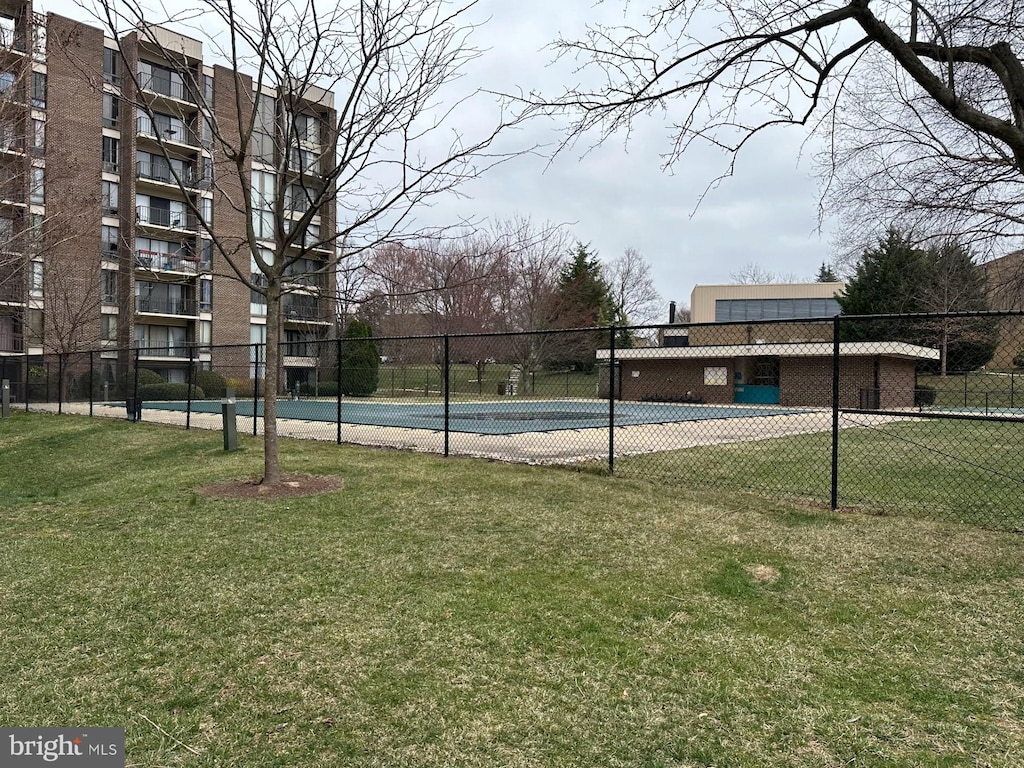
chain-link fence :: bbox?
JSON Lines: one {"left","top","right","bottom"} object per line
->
{"left": 5, "top": 311, "right": 1023, "bottom": 530}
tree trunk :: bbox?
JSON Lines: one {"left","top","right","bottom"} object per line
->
{"left": 263, "top": 282, "right": 282, "bottom": 485}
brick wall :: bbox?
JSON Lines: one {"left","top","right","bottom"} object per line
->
{"left": 209, "top": 64, "right": 253, "bottom": 373}
{"left": 43, "top": 14, "right": 105, "bottom": 352}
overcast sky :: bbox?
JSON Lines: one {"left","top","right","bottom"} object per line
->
{"left": 50, "top": 0, "right": 838, "bottom": 317}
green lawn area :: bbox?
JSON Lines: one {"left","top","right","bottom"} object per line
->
{"left": 2, "top": 413, "right": 1023, "bottom": 766}
{"left": 614, "top": 416, "right": 1024, "bottom": 530}
{"left": 919, "top": 370, "right": 1024, "bottom": 410}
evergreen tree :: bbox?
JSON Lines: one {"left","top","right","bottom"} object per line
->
{"left": 838, "top": 229, "right": 997, "bottom": 373}
{"left": 549, "top": 243, "right": 615, "bottom": 371}
{"left": 339, "top": 320, "right": 380, "bottom": 396}
{"left": 816, "top": 263, "right": 839, "bottom": 282}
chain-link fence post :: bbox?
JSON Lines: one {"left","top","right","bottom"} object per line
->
{"left": 89, "top": 351, "right": 94, "bottom": 417}
{"left": 609, "top": 325, "right": 616, "bottom": 475}
{"left": 186, "top": 345, "right": 195, "bottom": 430}
{"left": 443, "top": 334, "right": 450, "bottom": 457}
{"left": 831, "top": 315, "right": 841, "bottom": 510}
{"left": 253, "top": 343, "right": 260, "bottom": 437}
{"left": 336, "top": 336, "right": 342, "bottom": 445}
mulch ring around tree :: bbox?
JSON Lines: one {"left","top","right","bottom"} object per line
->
{"left": 197, "top": 474, "right": 344, "bottom": 500}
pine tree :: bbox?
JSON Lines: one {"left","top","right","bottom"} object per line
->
{"left": 339, "top": 320, "right": 380, "bottom": 396}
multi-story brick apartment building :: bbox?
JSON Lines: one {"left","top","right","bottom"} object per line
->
{"left": 0, "top": 0, "right": 336, "bottom": 392}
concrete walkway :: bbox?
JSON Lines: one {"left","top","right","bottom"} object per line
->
{"left": 31, "top": 400, "right": 910, "bottom": 465}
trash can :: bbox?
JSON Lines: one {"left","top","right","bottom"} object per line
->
{"left": 497, "top": 382, "right": 506, "bottom": 396}
{"left": 858, "top": 387, "right": 880, "bottom": 410}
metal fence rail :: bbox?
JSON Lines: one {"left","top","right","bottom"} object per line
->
{"left": 3, "top": 311, "right": 1023, "bottom": 531}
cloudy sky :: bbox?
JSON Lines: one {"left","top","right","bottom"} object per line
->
{"left": 50, "top": 0, "right": 838, "bottom": 316}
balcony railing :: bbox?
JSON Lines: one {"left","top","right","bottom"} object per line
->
{"left": 137, "top": 116, "right": 199, "bottom": 147}
{"left": 283, "top": 301, "right": 323, "bottom": 320}
{"left": 136, "top": 161, "right": 205, "bottom": 189}
{"left": 136, "top": 206, "right": 199, "bottom": 231}
{"left": 0, "top": 333, "right": 23, "bottom": 352}
{"left": 135, "top": 249, "right": 208, "bottom": 274}
{"left": 0, "top": 185, "right": 24, "bottom": 204}
{"left": 283, "top": 271, "right": 326, "bottom": 290}
{"left": 137, "top": 75, "right": 195, "bottom": 104}
{"left": 135, "top": 296, "right": 198, "bottom": 316}
{"left": 136, "top": 344, "right": 190, "bottom": 358}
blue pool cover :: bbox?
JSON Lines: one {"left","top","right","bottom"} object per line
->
{"left": 138, "top": 399, "right": 806, "bottom": 436}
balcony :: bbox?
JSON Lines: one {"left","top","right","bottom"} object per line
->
{"left": 136, "top": 344, "right": 190, "bottom": 358}
{"left": 136, "top": 161, "right": 207, "bottom": 189}
{"left": 136, "top": 205, "right": 199, "bottom": 232}
{"left": 283, "top": 299, "right": 326, "bottom": 322}
{"left": 136, "top": 295, "right": 198, "bottom": 317}
{"left": 0, "top": 333, "right": 23, "bottom": 352}
{"left": 135, "top": 249, "right": 208, "bottom": 275}
{"left": 0, "top": 184, "right": 24, "bottom": 205}
{"left": 137, "top": 75, "right": 196, "bottom": 104}
{"left": 137, "top": 116, "right": 199, "bottom": 148}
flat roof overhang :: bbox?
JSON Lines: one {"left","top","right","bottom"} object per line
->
{"left": 596, "top": 341, "right": 940, "bottom": 362}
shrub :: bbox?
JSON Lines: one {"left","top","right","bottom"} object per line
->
{"left": 914, "top": 385, "right": 936, "bottom": 407}
{"left": 195, "top": 369, "right": 226, "bottom": 399}
{"left": 300, "top": 381, "right": 338, "bottom": 397}
{"left": 138, "top": 383, "right": 206, "bottom": 401}
{"left": 137, "top": 368, "right": 165, "bottom": 386}
{"left": 224, "top": 376, "right": 255, "bottom": 398}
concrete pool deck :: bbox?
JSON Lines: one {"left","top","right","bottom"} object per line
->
{"left": 31, "top": 399, "right": 910, "bottom": 465}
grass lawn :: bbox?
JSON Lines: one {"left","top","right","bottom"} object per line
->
{"left": 2, "top": 413, "right": 1023, "bottom": 767}
{"left": 614, "top": 416, "right": 1024, "bottom": 530}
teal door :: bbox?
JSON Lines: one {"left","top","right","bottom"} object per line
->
{"left": 734, "top": 384, "right": 780, "bottom": 404}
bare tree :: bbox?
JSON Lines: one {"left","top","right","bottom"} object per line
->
{"left": 821, "top": 48, "right": 1024, "bottom": 259}
{"left": 729, "top": 263, "right": 798, "bottom": 284}
{"left": 489, "top": 216, "right": 573, "bottom": 374}
{"left": 604, "top": 247, "right": 662, "bottom": 326}
{"left": 536, "top": 0, "right": 1024, "bottom": 255}
{"left": 96, "top": 0, "right": 523, "bottom": 485}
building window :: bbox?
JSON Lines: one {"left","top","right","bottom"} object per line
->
{"left": 199, "top": 239, "right": 212, "bottom": 269}
{"left": 704, "top": 366, "right": 728, "bottom": 386}
{"left": 199, "top": 196, "right": 212, "bottom": 227}
{"left": 198, "top": 319, "right": 211, "bottom": 352}
{"left": 250, "top": 324, "right": 266, "bottom": 377}
{"left": 30, "top": 71, "right": 45, "bottom": 108}
{"left": 0, "top": 216, "right": 14, "bottom": 247}
{"left": 253, "top": 95, "right": 276, "bottom": 163}
{"left": 101, "top": 269, "right": 118, "bottom": 304}
{"left": 0, "top": 16, "right": 15, "bottom": 50}
{"left": 0, "top": 70, "right": 16, "bottom": 97}
{"left": 137, "top": 60, "right": 187, "bottom": 101}
{"left": 289, "top": 146, "right": 317, "bottom": 174}
{"left": 103, "top": 48, "right": 120, "bottom": 86}
{"left": 102, "top": 136, "right": 119, "bottom": 173}
{"left": 29, "top": 260, "right": 42, "bottom": 297}
{"left": 32, "top": 23, "right": 45, "bottom": 62}
{"left": 102, "top": 93, "right": 119, "bottom": 128}
{"left": 101, "top": 224, "right": 119, "bottom": 257}
{"left": 202, "top": 74, "right": 213, "bottom": 103}
{"left": 100, "top": 314, "right": 118, "bottom": 342}
{"left": 29, "top": 167, "right": 43, "bottom": 204}
{"left": 713, "top": 297, "right": 842, "bottom": 323}
{"left": 199, "top": 279, "right": 212, "bottom": 311}
{"left": 30, "top": 118, "right": 44, "bottom": 155}
{"left": 251, "top": 170, "right": 275, "bottom": 240}
{"left": 101, "top": 180, "right": 118, "bottom": 215}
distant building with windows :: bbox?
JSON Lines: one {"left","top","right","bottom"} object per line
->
{"left": 0, "top": 0, "right": 336, "bottom": 392}
{"left": 602, "top": 280, "right": 939, "bottom": 408}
